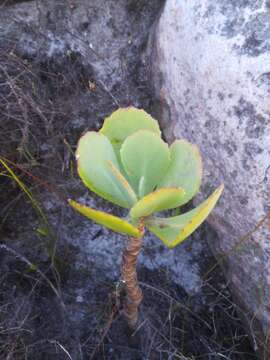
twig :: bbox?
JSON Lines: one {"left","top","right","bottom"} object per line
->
{"left": 89, "top": 290, "right": 121, "bottom": 360}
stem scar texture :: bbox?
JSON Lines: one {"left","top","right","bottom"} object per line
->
{"left": 121, "top": 221, "right": 144, "bottom": 329}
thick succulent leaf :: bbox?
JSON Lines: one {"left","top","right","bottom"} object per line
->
{"left": 130, "top": 188, "right": 186, "bottom": 219}
{"left": 120, "top": 130, "right": 170, "bottom": 198}
{"left": 69, "top": 199, "right": 141, "bottom": 237}
{"left": 145, "top": 184, "right": 224, "bottom": 248}
{"left": 76, "top": 131, "right": 137, "bottom": 208}
{"left": 100, "top": 107, "right": 161, "bottom": 159}
{"left": 106, "top": 161, "right": 138, "bottom": 205}
{"left": 158, "top": 140, "right": 202, "bottom": 206}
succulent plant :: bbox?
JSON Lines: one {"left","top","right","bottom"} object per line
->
{"left": 69, "top": 107, "right": 223, "bottom": 328}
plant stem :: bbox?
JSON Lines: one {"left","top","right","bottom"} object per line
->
{"left": 121, "top": 221, "right": 144, "bottom": 329}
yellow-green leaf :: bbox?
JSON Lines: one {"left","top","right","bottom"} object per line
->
{"left": 130, "top": 188, "right": 186, "bottom": 219}
{"left": 76, "top": 132, "right": 137, "bottom": 208}
{"left": 120, "top": 130, "right": 170, "bottom": 198}
{"left": 158, "top": 140, "right": 202, "bottom": 206}
{"left": 145, "top": 184, "right": 224, "bottom": 248}
{"left": 69, "top": 199, "right": 141, "bottom": 237}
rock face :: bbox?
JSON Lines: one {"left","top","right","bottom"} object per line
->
{"left": 150, "top": 0, "right": 270, "bottom": 354}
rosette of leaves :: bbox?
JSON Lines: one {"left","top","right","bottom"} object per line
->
{"left": 69, "top": 107, "right": 223, "bottom": 328}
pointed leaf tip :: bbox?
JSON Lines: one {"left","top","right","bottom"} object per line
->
{"left": 145, "top": 184, "right": 224, "bottom": 248}
{"left": 69, "top": 199, "right": 142, "bottom": 237}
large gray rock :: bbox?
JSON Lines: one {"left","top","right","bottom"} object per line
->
{"left": 150, "top": 0, "right": 270, "bottom": 355}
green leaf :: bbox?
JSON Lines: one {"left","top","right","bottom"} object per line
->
{"left": 100, "top": 107, "right": 161, "bottom": 161}
{"left": 76, "top": 132, "right": 137, "bottom": 208}
{"left": 145, "top": 184, "right": 224, "bottom": 248}
{"left": 36, "top": 226, "right": 49, "bottom": 237}
{"left": 28, "top": 264, "right": 38, "bottom": 272}
{"left": 69, "top": 199, "right": 142, "bottom": 238}
{"left": 120, "top": 130, "right": 170, "bottom": 198}
{"left": 158, "top": 140, "right": 202, "bottom": 206}
{"left": 130, "top": 188, "right": 186, "bottom": 219}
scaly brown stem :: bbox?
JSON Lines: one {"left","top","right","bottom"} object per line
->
{"left": 121, "top": 221, "right": 144, "bottom": 329}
